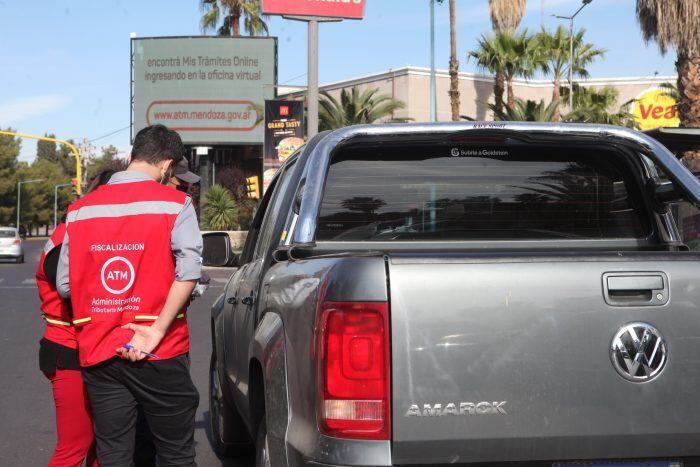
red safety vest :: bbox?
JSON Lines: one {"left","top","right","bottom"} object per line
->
{"left": 66, "top": 179, "right": 190, "bottom": 367}
{"left": 36, "top": 223, "right": 76, "bottom": 349}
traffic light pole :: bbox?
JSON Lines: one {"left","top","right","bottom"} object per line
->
{"left": 0, "top": 131, "right": 83, "bottom": 195}
{"left": 54, "top": 183, "right": 72, "bottom": 229}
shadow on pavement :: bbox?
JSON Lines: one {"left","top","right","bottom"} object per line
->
{"left": 200, "top": 411, "right": 254, "bottom": 467}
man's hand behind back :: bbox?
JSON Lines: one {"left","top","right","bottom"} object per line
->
{"left": 116, "top": 323, "right": 166, "bottom": 362}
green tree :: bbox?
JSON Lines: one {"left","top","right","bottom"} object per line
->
{"left": 21, "top": 159, "right": 74, "bottom": 234}
{"left": 319, "top": 86, "right": 408, "bottom": 131}
{"left": 535, "top": 26, "right": 605, "bottom": 121}
{"left": 56, "top": 138, "right": 77, "bottom": 177}
{"left": 637, "top": 1, "right": 700, "bottom": 141}
{"left": 562, "top": 85, "right": 637, "bottom": 127}
{"left": 201, "top": 184, "right": 238, "bottom": 230}
{"left": 200, "top": 0, "right": 268, "bottom": 37}
{"left": 488, "top": 0, "right": 526, "bottom": 112}
{"left": 36, "top": 134, "right": 58, "bottom": 165}
{"left": 489, "top": 97, "right": 560, "bottom": 122}
{"left": 0, "top": 130, "right": 20, "bottom": 225}
{"left": 469, "top": 30, "right": 541, "bottom": 111}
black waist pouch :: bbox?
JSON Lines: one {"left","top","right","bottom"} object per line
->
{"left": 39, "top": 338, "right": 80, "bottom": 375}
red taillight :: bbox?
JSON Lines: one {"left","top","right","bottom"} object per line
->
{"left": 12, "top": 239, "right": 20, "bottom": 245}
{"left": 317, "top": 301, "right": 390, "bottom": 440}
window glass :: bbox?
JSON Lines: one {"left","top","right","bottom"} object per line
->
{"left": 239, "top": 178, "right": 277, "bottom": 265}
{"left": 672, "top": 202, "right": 700, "bottom": 250}
{"left": 0, "top": 230, "right": 15, "bottom": 238}
{"left": 254, "top": 161, "right": 297, "bottom": 258}
{"left": 316, "top": 145, "right": 650, "bottom": 241}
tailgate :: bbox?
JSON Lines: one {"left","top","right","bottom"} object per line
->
{"left": 390, "top": 255, "right": 700, "bottom": 464}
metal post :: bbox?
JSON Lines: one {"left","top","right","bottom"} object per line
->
{"left": 54, "top": 184, "right": 58, "bottom": 229}
{"left": 429, "top": 0, "right": 437, "bottom": 122}
{"left": 569, "top": 17, "right": 574, "bottom": 111}
{"left": 308, "top": 19, "right": 319, "bottom": 138}
{"left": 16, "top": 182, "right": 20, "bottom": 229}
{"left": 553, "top": 1, "right": 593, "bottom": 112}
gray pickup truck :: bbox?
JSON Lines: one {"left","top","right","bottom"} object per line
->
{"left": 206, "top": 122, "right": 700, "bottom": 467}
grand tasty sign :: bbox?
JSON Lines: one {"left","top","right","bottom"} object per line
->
{"left": 132, "top": 37, "right": 276, "bottom": 144}
{"left": 632, "top": 88, "right": 680, "bottom": 131}
{"left": 263, "top": 100, "right": 304, "bottom": 192}
{"left": 262, "top": 0, "right": 366, "bottom": 19}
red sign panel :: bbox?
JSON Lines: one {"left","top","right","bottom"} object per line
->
{"left": 263, "top": 0, "right": 366, "bottom": 19}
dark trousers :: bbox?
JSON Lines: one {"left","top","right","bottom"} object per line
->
{"left": 82, "top": 355, "right": 199, "bottom": 467}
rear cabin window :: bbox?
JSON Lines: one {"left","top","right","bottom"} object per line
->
{"left": 0, "top": 230, "right": 15, "bottom": 238}
{"left": 316, "top": 145, "right": 651, "bottom": 241}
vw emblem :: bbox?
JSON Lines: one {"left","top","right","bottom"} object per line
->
{"left": 610, "top": 322, "right": 667, "bottom": 383}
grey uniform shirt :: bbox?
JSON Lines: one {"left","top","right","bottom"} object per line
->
{"left": 56, "top": 170, "right": 203, "bottom": 298}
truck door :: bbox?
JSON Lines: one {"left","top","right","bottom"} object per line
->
{"left": 230, "top": 161, "right": 298, "bottom": 407}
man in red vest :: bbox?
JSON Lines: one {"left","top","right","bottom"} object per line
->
{"left": 57, "top": 124, "right": 202, "bottom": 466}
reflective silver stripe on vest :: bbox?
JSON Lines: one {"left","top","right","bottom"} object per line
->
{"left": 67, "top": 201, "right": 183, "bottom": 223}
{"left": 43, "top": 238, "right": 55, "bottom": 254}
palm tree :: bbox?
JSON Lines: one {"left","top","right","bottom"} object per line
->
{"left": 318, "top": 86, "right": 408, "bottom": 130}
{"left": 535, "top": 26, "right": 605, "bottom": 121}
{"left": 489, "top": 0, "right": 527, "bottom": 31}
{"left": 469, "top": 30, "right": 540, "bottom": 111}
{"left": 489, "top": 97, "right": 559, "bottom": 122}
{"left": 200, "top": 0, "right": 268, "bottom": 37}
{"left": 201, "top": 184, "right": 238, "bottom": 230}
{"left": 487, "top": 0, "right": 526, "bottom": 112}
{"left": 448, "top": 0, "right": 460, "bottom": 121}
{"left": 562, "top": 85, "right": 636, "bottom": 127}
{"left": 636, "top": 1, "right": 700, "bottom": 143}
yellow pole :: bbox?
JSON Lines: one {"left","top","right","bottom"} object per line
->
{"left": 0, "top": 130, "right": 82, "bottom": 195}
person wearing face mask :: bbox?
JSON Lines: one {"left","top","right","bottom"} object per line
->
{"left": 56, "top": 124, "right": 202, "bottom": 466}
{"left": 168, "top": 157, "right": 200, "bottom": 194}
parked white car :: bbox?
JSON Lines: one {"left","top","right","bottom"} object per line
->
{"left": 0, "top": 228, "right": 24, "bottom": 263}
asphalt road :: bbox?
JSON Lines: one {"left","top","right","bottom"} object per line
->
{"left": 0, "top": 238, "right": 253, "bottom": 466}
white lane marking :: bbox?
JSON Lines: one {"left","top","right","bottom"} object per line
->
{"left": 0, "top": 286, "right": 36, "bottom": 289}
{"left": 22, "top": 279, "right": 35, "bottom": 284}
{"left": 211, "top": 278, "right": 229, "bottom": 284}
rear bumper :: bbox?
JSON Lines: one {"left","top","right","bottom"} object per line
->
{"left": 0, "top": 247, "right": 22, "bottom": 259}
{"left": 286, "top": 433, "right": 391, "bottom": 467}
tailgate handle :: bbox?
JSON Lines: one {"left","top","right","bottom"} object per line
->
{"left": 608, "top": 275, "right": 663, "bottom": 291}
{"left": 603, "top": 272, "right": 668, "bottom": 307}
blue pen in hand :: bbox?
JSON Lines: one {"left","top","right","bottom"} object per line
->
{"left": 122, "top": 343, "right": 160, "bottom": 360}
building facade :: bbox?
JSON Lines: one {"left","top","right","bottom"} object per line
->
{"left": 282, "top": 66, "right": 676, "bottom": 124}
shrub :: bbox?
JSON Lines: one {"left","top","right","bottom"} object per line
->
{"left": 200, "top": 184, "right": 237, "bottom": 231}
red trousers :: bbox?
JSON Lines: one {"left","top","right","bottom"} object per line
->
{"left": 46, "top": 369, "right": 98, "bottom": 467}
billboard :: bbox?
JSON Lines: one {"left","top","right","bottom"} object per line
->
{"left": 262, "top": 0, "right": 366, "bottom": 19}
{"left": 132, "top": 37, "right": 277, "bottom": 144}
{"left": 263, "top": 100, "right": 304, "bottom": 191}
{"left": 632, "top": 88, "right": 679, "bottom": 131}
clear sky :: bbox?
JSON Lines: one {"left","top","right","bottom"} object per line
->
{"left": 0, "top": 0, "right": 676, "bottom": 162}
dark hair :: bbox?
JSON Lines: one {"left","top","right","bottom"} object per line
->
{"left": 130, "top": 124, "right": 185, "bottom": 165}
{"left": 87, "top": 159, "right": 129, "bottom": 193}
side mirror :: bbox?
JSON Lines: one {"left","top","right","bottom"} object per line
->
{"left": 202, "top": 232, "right": 233, "bottom": 267}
